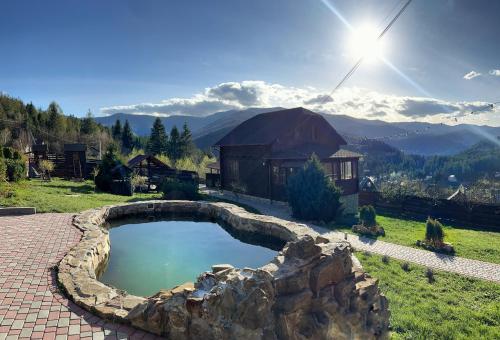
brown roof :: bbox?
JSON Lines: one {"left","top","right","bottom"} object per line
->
{"left": 266, "top": 144, "right": 336, "bottom": 160}
{"left": 214, "top": 107, "right": 346, "bottom": 146}
{"left": 127, "top": 154, "right": 172, "bottom": 169}
{"left": 329, "top": 149, "right": 362, "bottom": 159}
{"left": 206, "top": 161, "right": 220, "bottom": 170}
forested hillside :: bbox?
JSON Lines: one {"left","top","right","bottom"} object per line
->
{"left": 354, "top": 139, "right": 500, "bottom": 182}
{"left": 0, "top": 94, "right": 112, "bottom": 153}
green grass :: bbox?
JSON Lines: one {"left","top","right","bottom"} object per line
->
{"left": 334, "top": 215, "right": 500, "bottom": 264}
{"left": 0, "top": 178, "right": 161, "bottom": 213}
{"left": 357, "top": 252, "right": 500, "bottom": 339}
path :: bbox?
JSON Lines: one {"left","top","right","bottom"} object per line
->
{"left": 0, "top": 213, "right": 163, "bottom": 340}
{"left": 205, "top": 189, "right": 500, "bottom": 283}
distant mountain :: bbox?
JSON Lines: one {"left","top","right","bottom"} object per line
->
{"left": 96, "top": 108, "right": 500, "bottom": 155}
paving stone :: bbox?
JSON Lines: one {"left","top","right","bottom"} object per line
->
{"left": 206, "top": 189, "right": 500, "bottom": 283}
{"left": 0, "top": 214, "right": 162, "bottom": 339}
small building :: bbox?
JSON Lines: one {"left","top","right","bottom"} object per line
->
{"left": 360, "top": 176, "right": 377, "bottom": 192}
{"left": 64, "top": 144, "right": 87, "bottom": 179}
{"left": 128, "top": 154, "right": 174, "bottom": 190}
{"left": 205, "top": 161, "right": 221, "bottom": 188}
{"left": 214, "top": 107, "right": 361, "bottom": 214}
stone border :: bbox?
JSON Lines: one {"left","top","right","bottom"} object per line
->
{"left": 58, "top": 200, "right": 389, "bottom": 338}
{"left": 58, "top": 201, "right": 316, "bottom": 321}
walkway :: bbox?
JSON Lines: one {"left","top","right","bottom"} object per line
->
{"left": 205, "top": 189, "right": 500, "bottom": 283}
{"left": 0, "top": 213, "right": 163, "bottom": 340}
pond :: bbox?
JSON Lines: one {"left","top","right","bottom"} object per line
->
{"left": 98, "top": 219, "right": 279, "bottom": 296}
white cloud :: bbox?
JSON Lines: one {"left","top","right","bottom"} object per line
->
{"left": 489, "top": 69, "right": 500, "bottom": 76}
{"left": 463, "top": 71, "right": 481, "bottom": 80}
{"left": 100, "top": 80, "right": 500, "bottom": 125}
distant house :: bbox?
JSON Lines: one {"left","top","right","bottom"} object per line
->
{"left": 214, "top": 107, "right": 361, "bottom": 214}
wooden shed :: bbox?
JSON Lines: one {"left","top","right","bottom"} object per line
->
{"left": 128, "top": 154, "right": 174, "bottom": 190}
{"left": 64, "top": 144, "right": 87, "bottom": 179}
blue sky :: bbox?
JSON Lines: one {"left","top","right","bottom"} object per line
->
{"left": 1, "top": 0, "right": 499, "bottom": 125}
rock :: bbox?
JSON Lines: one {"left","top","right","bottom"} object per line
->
{"left": 211, "top": 263, "right": 234, "bottom": 273}
{"left": 58, "top": 200, "right": 390, "bottom": 339}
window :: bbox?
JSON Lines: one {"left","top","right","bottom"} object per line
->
{"left": 340, "top": 161, "right": 352, "bottom": 180}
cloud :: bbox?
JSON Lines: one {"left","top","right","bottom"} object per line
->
{"left": 100, "top": 80, "right": 500, "bottom": 126}
{"left": 463, "top": 71, "right": 481, "bottom": 80}
{"left": 489, "top": 69, "right": 500, "bottom": 76}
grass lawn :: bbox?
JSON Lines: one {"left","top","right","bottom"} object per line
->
{"left": 334, "top": 215, "right": 500, "bottom": 264}
{"left": 0, "top": 178, "right": 162, "bottom": 213}
{"left": 357, "top": 251, "right": 500, "bottom": 339}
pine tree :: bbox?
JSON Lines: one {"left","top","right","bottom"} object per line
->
{"left": 47, "top": 102, "right": 63, "bottom": 132}
{"left": 147, "top": 118, "right": 168, "bottom": 155}
{"left": 80, "top": 110, "right": 97, "bottom": 135}
{"left": 180, "top": 122, "right": 194, "bottom": 158}
{"left": 112, "top": 119, "right": 122, "bottom": 140}
{"left": 167, "top": 125, "right": 182, "bottom": 161}
{"left": 121, "top": 120, "right": 134, "bottom": 153}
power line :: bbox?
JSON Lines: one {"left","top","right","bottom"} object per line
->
{"left": 327, "top": 0, "right": 413, "bottom": 97}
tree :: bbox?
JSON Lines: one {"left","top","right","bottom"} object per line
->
{"left": 121, "top": 120, "right": 134, "bottom": 153}
{"left": 112, "top": 119, "right": 122, "bottom": 140}
{"left": 168, "top": 125, "right": 182, "bottom": 161}
{"left": 286, "top": 154, "right": 342, "bottom": 222}
{"left": 180, "top": 122, "right": 195, "bottom": 158}
{"left": 39, "top": 160, "right": 55, "bottom": 181}
{"left": 147, "top": 118, "right": 168, "bottom": 155}
{"left": 80, "top": 110, "right": 97, "bottom": 135}
{"left": 47, "top": 102, "right": 63, "bottom": 132}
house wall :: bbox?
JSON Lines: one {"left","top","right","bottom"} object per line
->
{"left": 220, "top": 145, "right": 271, "bottom": 198}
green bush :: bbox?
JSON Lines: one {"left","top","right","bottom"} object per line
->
{"left": 0, "top": 157, "right": 6, "bottom": 182}
{"left": 359, "top": 205, "right": 377, "bottom": 227}
{"left": 162, "top": 177, "right": 199, "bottom": 200}
{"left": 425, "top": 217, "right": 445, "bottom": 246}
{"left": 5, "top": 159, "right": 26, "bottom": 182}
{"left": 2, "top": 147, "right": 13, "bottom": 159}
{"left": 95, "top": 144, "right": 124, "bottom": 192}
{"left": 286, "top": 154, "right": 342, "bottom": 223}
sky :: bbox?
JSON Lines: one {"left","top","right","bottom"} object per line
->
{"left": 1, "top": 0, "right": 500, "bottom": 125}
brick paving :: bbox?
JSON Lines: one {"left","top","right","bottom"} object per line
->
{"left": 0, "top": 213, "right": 163, "bottom": 340}
{"left": 206, "top": 189, "right": 500, "bottom": 283}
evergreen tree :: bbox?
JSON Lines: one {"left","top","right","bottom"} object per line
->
{"left": 47, "top": 102, "right": 63, "bottom": 132}
{"left": 167, "top": 125, "right": 182, "bottom": 161}
{"left": 180, "top": 122, "right": 194, "bottom": 158}
{"left": 80, "top": 110, "right": 97, "bottom": 135}
{"left": 112, "top": 119, "right": 122, "bottom": 140}
{"left": 147, "top": 118, "right": 168, "bottom": 155}
{"left": 121, "top": 120, "right": 134, "bottom": 153}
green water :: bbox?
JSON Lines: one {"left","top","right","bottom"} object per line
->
{"left": 98, "top": 219, "right": 278, "bottom": 296}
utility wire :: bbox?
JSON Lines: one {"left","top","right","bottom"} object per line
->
{"left": 327, "top": 0, "right": 413, "bottom": 97}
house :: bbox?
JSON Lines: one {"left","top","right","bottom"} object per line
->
{"left": 213, "top": 107, "right": 361, "bottom": 214}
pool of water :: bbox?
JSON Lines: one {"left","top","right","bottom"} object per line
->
{"left": 98, "top": 219, "right": 278, "bottom": 296}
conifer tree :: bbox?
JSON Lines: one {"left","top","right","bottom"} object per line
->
{"left": 180, "top": 122, "right": 194, "bottom": 158}
{"left": 167, "top": 125, "right": 182, "bottom": 161}
{"left": 112, "top": 119, "right": 122, "bottom": 140}
{"left": 121, "top": 120, "right": 134, "bottom": 153}
{"left": 147, "top": 118, "right": 168, "bottom": 155}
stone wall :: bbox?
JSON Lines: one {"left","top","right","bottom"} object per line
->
{"left": 340, "top": 193, "right": 359, "bottom": 216}
{"left": 58, "top": 201, "right": 389, "bottom": 339}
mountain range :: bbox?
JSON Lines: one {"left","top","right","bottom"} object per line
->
{"left": 95, "top": 108, "right": 500, "bottom": 156}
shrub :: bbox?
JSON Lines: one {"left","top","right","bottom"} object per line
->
{"left": 95, "top": 144, "right": 123, "bottom": 192}
{"left": 0, "top": 157, "right": 6, "bottom": 182}
{"left": 2, "top": 147, "right": 13, "bottom": 159}
{"left": 425, "top": 217, "right": 445, "bottom": 247}
{"left": 39, "top": 160, "right": 55, "bottom": 180}
{"left": 382, "top": 255, "right": 390, "bottom": 264}
{"left": 359, "top": 205, "right": 377, "bottom": 227}
{"left": 425, "top": 267, "right": 435, "bottom": 283}
{"left": 401, "top": 262, "right": 411, "bottom": 272}
{"left": 287, "top": 154, "right": 342, "bottom": 223}
{"left": 162, "top": 177, "right": 199, "bottom": 200}
{"left": 5, "top": 159, "right": 26, "bottom": 182}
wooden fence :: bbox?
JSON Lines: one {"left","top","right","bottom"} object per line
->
{"left": 359, "top": 191, "right": 500, "bottom": 231}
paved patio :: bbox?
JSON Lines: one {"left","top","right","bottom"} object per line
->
{"left": 0, "top": 214, "right": 163, "bottom": 340}
{"left": 205, "top": 189, "right": 500, "bottom": 283}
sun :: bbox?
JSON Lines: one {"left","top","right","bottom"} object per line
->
{"left": 347, "top": 23, "right": 385, "bottom": 63}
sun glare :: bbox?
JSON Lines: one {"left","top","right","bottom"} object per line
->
{"left": 347, "top": 23, "right": 385, "bottom": 63}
